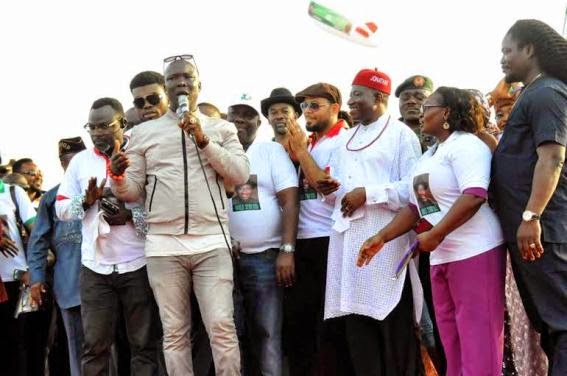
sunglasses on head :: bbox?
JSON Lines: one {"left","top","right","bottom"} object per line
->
{"left": 300, "top": 101, "right": 330, "bottom": 112}
{"left": 163, "top": 54, "right": 199, "bottom": 75}
{"left": 133, "top": 94, "right": 163, "bottom": 109}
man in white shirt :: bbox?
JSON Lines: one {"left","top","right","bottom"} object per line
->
{"left": 56, "top": 98, "right": 160, "bottom": 375}
{"left": 0, "top": 179, "right": 36, "bottom": 375}
{"left": 227, "top": 100, "right": 298, "bottom": 376}
{"left": 287, "top": 69, "right": 423, "bottom": 375}
{"left": 283, "top": 83, "right": 353, "bottom": 375}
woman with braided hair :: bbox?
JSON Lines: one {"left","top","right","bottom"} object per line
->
{"left": 491, "top": 19, "right": 567, "bottom": 375}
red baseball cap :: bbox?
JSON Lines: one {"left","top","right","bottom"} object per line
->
{"left": 352, "top": 68, "right": 392, "bottom": 95}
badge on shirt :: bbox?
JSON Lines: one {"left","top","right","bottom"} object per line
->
{"left": 298, "top": 170, "right": 317, "bottom": 201}
{"left": 413, "top": 173, "right": 441, "bottom": 216}
{"left": 232, "top": 175, "right": 261, "bottom": 211}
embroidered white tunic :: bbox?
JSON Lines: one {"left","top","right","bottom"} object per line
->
{"left": 324, "top": 114, "right": 424, "bottom": 321}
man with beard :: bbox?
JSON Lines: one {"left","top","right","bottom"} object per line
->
{"left": 110, "top": 55, "right": 249, "bottom": 375}
{"left": 56, "top": 98, "right": 160, "bottom": 375}
{"left": 287, "top": 69, "right": 423, "bottom": 375}
{"left": 395, "top": 75, "right": 435, "bottom": 151}
{"left": 283, "top": 83, "right": 352, "bottom": 375}
{"left": 491, "top": 19, "right": 567, "bottom": 375}
{"left": 13, "top": 158, "right": 45, "bottom": 207}
{"left": 260, "top": 87, "right": 302, "bottom": 152}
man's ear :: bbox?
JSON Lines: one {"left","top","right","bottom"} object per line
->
{"left": 524, "top": 43, "right": 536, "bottom": 59}
{"left": 120, "top": 117, "right": 127, "bottom": 129}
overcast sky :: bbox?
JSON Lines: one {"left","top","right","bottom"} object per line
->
{"left": 0, "top": 0, "right": 564, "bottom": 187}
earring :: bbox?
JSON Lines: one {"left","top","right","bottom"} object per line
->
{"left": 442, "top": 121, "right": 450, "bottom": 130}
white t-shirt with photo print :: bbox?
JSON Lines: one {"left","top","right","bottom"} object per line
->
{"left": 409, "top": 131, "right": 504, "bottom": 265}
{"left": 0, "top": 181, "right": 36, "bottom": 281}
{"left": 228, "top": 141, "right": 298, "bottom": 254}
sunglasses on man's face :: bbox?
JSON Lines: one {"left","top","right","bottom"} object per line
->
{"left": 133, "top": 94, "right": 163, "bottom": 109}
{"left": 300, "top": 101, "right": 330, "bottom": 112}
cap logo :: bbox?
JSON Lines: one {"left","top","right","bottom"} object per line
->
{"left": 61, "top": 143, "right": 70, "bottom": 150}
{"left": 413, "top": 76, "right": 425, "bottom": 87}
{"left": 371, "top": 75, "right": 389, "bottom": 86}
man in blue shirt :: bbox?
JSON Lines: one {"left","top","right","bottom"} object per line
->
{"left": 28, "top": 137, "right": 86, "bottom": 376}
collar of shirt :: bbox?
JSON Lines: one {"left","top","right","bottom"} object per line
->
{"left": 309, "top": 119, "right": 347, "bottom": 149}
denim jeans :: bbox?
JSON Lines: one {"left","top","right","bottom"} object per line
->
{"left": 80, "top": 266, "right": 160, "bottom": 376}
{"left": 60, "top": 305, "right": 84, "bottom": 376}
{"left": 236, "top": 249, "right": 283, "bottom": 376}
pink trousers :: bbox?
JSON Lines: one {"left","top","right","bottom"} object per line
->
{"left": 430, "top": 246, "right": 506, "bottom": 376}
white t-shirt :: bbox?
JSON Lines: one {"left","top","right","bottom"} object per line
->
{"left": 0, "top": 181, "right": 36, "bottom": 281}
{"left": 298, "top": 121, "right": 346, "bottom": 239}
{"left": 409, "top": 131, "right": 504, "bottom": 265}
{"left": 228, "top": 142, "right": 298, "bottom": 254}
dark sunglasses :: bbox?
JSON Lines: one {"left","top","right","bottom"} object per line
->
{"left": 300, "top": 101, "right": 330, "bottom": 111}
{"left": 133, "top": 94, "right": 163, "bottom": 109}
{"left": 163, "top": 54, "right": 199, "bottom": 76}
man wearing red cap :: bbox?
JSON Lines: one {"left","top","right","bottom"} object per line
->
{"left": 288, "top": 69, "right": 423, "bottom": 375}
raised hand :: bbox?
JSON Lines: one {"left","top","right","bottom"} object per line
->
{"left": 179, "top": 112, "right": 208, "bottom": 147}
{"left": 84, "top": 177, "right": 106, "bottom": 208}
{"left": 110, "top": 140, "right": 129, "bottom": 177}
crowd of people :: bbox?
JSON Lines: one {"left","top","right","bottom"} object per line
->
{"left": 0, "top": 18, "right": 565, "bottom": 376}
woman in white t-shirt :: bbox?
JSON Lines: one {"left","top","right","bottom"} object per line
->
{"left": 357, "top": 87, "right": 506, "bottom": 376}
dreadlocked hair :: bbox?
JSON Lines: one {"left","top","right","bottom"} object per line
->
{"left": 507, "top": 19, "right": 567, "bottom": 84}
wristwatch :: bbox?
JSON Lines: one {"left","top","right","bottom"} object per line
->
{"left": 522, "top": 210, "right": 541, "bottom": 222}
{"left": 279, "top": 243, "right": 295, "bottom": 253}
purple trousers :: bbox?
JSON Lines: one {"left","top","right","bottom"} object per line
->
{"left": 430, "top": 246, "right": 506, "bottom": 376}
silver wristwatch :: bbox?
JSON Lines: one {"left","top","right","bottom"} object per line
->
{"left": 279, "top": 243, "right": 295, "bottom": 253}
{"left": 522, "top": 210, "right": 541, "bottom": 222}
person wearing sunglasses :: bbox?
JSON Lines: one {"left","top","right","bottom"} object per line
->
{"left": 130, "top": 70, "right": 169, "bottom": 125}
{"left": 56, "top": 98, "right": 161, "bottom": 375}
{"left": 359, "top": 87, "right": 506, "bottom": 375}
{"left": 110, "top": 54, "right": 249, "bottom": 375}
{"left": 287, "top": 69, "right": 423, "bottom": 375}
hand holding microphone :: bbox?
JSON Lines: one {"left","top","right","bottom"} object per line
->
{"left": 177, "top": 95, "right": 209, "bottom": 149}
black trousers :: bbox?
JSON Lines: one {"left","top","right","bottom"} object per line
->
{"left": 0, "top": 281, "right": 52, "bottom": 376}
{"left": 80, "top": 266, "right": 160, "bottom": 376}
{"left": 507, "top": 242, "right": 567, "bottom": 376}
{"left": 284, "top": 237, "right": 354, "bottom": 376}
{"left": 345, "top": 275, "right": 422, "bottom": 376}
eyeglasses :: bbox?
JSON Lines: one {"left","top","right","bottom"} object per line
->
{"left": 133, "top": 94, "right": 163, "bottom": 109}
{"left": 20, "top": 171, "right": 39, "bottom": 177}
{"left": 83, "top": 118, "right": 123, "bottom": 133}
{"left": 163, "top": 54, "right": 199, "bottom": 76}
{"left": 421, "top": 104, "right": 445, "bottom": 113}
{"left": 300, "top": 101, "right": 330, "bottom": 112}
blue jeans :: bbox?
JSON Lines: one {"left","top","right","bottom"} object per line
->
{"left": 236, "top": 249, "right": 283, "bottom": 376}
{"left": 60, "top": 306, "right": 84, "bottom": 376}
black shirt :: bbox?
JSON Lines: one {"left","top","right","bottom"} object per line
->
{"left": 490, "top": 77, "right": 567, "bottom": 243}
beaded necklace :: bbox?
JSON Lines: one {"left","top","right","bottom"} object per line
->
{"left": 345, "top": 115, "right": 391, "bottom": 152}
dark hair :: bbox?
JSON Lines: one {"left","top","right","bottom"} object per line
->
{"left": 12, "top": 158, "right": 34, "bottom": 173}
{"left": 435, "top": 87, "right": 480, "bottom": 134}
{"left": 506, "top": 19, "right": 567, "bottom": 84}
{"left": 338, "top": 110, "right": 353, "bottom": 128}
{"left": 130, "top": 71, "right": 165, "bottom": 91}
{"left": 91, "top": 97, "right": 124, "bottom": 116}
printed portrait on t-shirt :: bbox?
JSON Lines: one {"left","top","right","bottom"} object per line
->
{"left": 413, "top": 173, "right": 441, "bottom": 216}
{"left": 298, "top": 169, "right": 317, "bottom": 201}
{"left": 232, "top": 175, "right": 261, "bottom": 211}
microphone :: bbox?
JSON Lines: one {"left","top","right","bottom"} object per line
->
{"left": 177, "top": 95, "right": 189, "bottom": 119}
